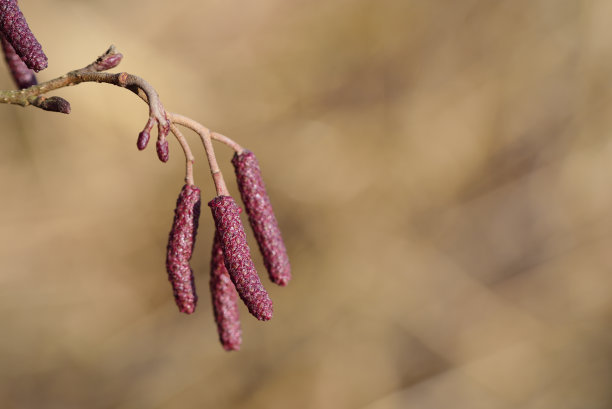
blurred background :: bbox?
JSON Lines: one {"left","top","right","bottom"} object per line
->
{"left": 1, "top": 0, "right": 612, "bottom": 408}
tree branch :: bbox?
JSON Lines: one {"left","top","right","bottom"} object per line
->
{"left": 0, "top": 45, "right": 243, "bottom": 191}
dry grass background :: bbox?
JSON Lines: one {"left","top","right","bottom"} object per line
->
{"left": 1, "top": 0, "right": 612, "bottom": 408}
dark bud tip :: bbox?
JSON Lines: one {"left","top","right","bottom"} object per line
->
{"left": 94, "top": 52, "right": 123, "bottom": 71}
{"left": 156, "top": 138, "right": 169, "bottom": 163}
{"left": 37, "top": 96, "right": 71, "bottom": 114}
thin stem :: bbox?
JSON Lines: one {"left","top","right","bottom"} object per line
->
{"left": 211, "top": 131, "right": 244, "bottom": 153}
{"left": 168, "top": 113, "right": 244, "bottom": 153}
{"left": 168, "top": 113, "right": 231, "bottom": 196}
{"left": 170, "top": 123, "right": 194, "bottom": 186}
{"left": 0, "top": 46, "right": 169, "bottom": 142}
{"left": 0, "top": 46, "right": 245, "bottom": 196}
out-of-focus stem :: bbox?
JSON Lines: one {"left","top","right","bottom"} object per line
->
{"left": 168, "top": 113, "right": 244, "bottom": 153}
{"left": 170, "top": 124, "right": 194, "bottom": 186}
{"left": 169, "top": 113, "right": 230, "bottom": 197}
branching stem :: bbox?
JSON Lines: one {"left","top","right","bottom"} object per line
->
{"left": 170, "top": 124, "right": 194, "bottom": 186}
{"left": 0, "top": 45, "right": 246, "bottom": 195}
{"left": 169, "top": 113, "right": 229, "bottom": 196}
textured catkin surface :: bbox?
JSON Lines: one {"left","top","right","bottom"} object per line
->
{"left": 233, "top": 151, "right": 291, "bottom": 286}
{"left": 210, "top": 230, "right": 242, "bottom": 351}
{"left": 0, "top": 0, "right": 46, "bottom": 71}
{"left": 166, "top": 184, "right": 201, "bottom": 314}
{"left": 209, "top": 195, "right": 273, "bottom": 321}
{"left": 0, "top": 34, "right": 35, "bottom": 88}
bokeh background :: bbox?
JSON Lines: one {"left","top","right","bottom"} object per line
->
{"left": 2, "top": 0, "right": 612, "bottom": 408}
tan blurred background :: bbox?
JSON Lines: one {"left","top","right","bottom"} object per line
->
{"left": 1, "top": 0, "right": 612, "bottom": 408}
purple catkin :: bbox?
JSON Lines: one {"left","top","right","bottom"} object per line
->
{"left": 1, "top": 34, "right": 35, "bottom": 88}
{"left": 209, "top": 196, "right": 273, "bottom": 321}
{"left": 232, "top": 151, "right": 291, "bottom": 286}
{"left": 210, "top": 230, "right": 242, "bottom": 351}
{"left": 166, "top": 184, "right": 201, "bottom": 314}
{"left": 0, "top": 0, "right": 47, "bottom": 72}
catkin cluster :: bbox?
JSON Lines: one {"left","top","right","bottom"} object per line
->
{"left": 0, "top": 2, "right": 291, "bottom": 352}
{"left": 0, "top": 0, "right": 47, "bottom": 88}
{"left": 165, "top": 151, "right": 290, "bottom": 350}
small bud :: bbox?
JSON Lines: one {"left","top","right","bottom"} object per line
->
{"left": 232, "top": 151, "right": 291, "bottom": 286}
{"left": 137, "top": 118, "right": 154, "bottom": 150}
{"left": 166, "top": 184, "right": 201, "bottom": 314}
{"left": 209, "top": 195, "right": 273, "bottom": 321}
{"left": 0, "top": 0, "right": 47, "bottom": 72}
{"left": 210, "top": 230, "right": 242, "bottom": 351}
{"left": 1, "top": 34, "right": 36, "bottom": 89}
{"left": 156, "top": 138, "right": 169, "bottom": 162}
{"left": 34, "top": 96, "right": 71, "bottom": 114}
{"left": 137, "top": 130, "right": 150, "bottom": 150}
{"left": 93, "top": 50, "right": 123, "bottom": 71}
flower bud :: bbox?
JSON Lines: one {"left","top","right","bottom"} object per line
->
{"left": 93, "top": 51, "right": 123, "bottom": 71}
{"left": 137, "top": 118, "right": 154, "bottom": 150}
{"left": 35, "top": 96, "right": 70, "bottom": 114}
{"left": 156, "top": 138, "right": 169, "bottom": 163}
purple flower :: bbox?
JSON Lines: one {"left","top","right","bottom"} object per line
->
{"left": 210, "top": 230, "right": 242, "bottom": 351}
{"left": 166, "top": 184, "right": 201, "bottom": 314}
{"left": 232, "top": 151, "right": 291, "bottom": 286}
{"left": 209, "top": 195, "right": 273, "bottom": 321}
{"left": 0, "top": 0, "right": 47, "bottom": 71}
{"left": 1, "top": 33, "right": 36, "bottom": 88}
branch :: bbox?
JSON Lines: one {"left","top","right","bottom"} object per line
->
{"left": 0, "top": 45, "right": 243, "bottom": 192}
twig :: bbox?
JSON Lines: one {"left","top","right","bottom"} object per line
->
{"left": 0, "top": 45, "right": 244, "bottom": 196}
{"left": 170, "top": 123, "right": 194, "bottom": 186}
{"left": 168, "top": 113, "right": 230, "bottom": 196}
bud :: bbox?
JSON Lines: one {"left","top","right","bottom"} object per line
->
{"left": 166, "top": 184, "right": 201, "bottom": 314}
{"left": 209, "top": 195, "right": 273, "bottom": 321}
{"left": 156, "top": 138, "right": 169, "bottom": 162}
{"left": 0, "top": 0, "right": 47, "bottom": 72}
{"left": 232, "top": 151, "right": 291, "bottom": 286}
{"left": 93, "top": 50, "right": 123, "bottom": 71}
{"left": 1, "top": 34, "right": 36, "bottom": 89}
{"left": 137, "top": 118, "right": 154, "bottom": 150}
{"left": 33, "top": 96, "right": 71, "bottom": 114}
{"left": 210, "top": 230, "right": 242, "bottom": 351}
